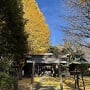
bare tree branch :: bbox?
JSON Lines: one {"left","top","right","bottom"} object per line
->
{"left": 61, "top": 0, "right": 90, "bottom": 48}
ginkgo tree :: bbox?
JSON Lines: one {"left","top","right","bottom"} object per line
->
{"left": 22, "top": 0, "right": 50, "bottom": 55}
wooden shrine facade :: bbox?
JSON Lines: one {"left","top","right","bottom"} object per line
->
{"left": 22, "top": 54, "right": 67, "bottom": 77}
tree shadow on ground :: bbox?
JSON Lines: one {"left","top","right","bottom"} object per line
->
{"left": 34, "top": 81, "right": 41, "bottom": 90}
{"left": 63, "top": 79, "right": 83, "bottom": 90}
{"left": 63, "top": 77, "right": 78, "bottom": 90}
{"left": 34, "top": 82, "right": 55, "bottom": 90}
{"left": 39, "top": 86, "right": 55, "bottom": 90}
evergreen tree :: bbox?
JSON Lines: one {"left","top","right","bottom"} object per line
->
{"left": 0, "top": 0, "right": 28, "bottom": 89}
{"left": 0, "top": 0, "right": 28, "bottom": 61}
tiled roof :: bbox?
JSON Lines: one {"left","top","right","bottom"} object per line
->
{"left": 82, "top": 47, "right": 90, "bottom": 63}
{"left": 26, "top": 57, "right": 60, "bottom": 63}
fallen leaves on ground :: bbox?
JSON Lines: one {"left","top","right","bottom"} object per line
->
{"left": 19, "top": 76, "right": 90, "bottom": 90}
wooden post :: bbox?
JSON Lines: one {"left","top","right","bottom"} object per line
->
{"left": 37, "top": 65, "right": 39, "bottom": 76}
{"left": 30, "top": 60, "right": 35, "bottom": 90}
{"left": 58, "top": 62, "right": 63, "bottom": 90}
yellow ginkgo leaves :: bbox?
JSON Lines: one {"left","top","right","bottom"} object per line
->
{"left": 22, "top": 0, "right": 50, "bottom": 55}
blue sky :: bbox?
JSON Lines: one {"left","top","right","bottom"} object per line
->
{"left": 36, "top": 0, "right": 67, "bottom": 46}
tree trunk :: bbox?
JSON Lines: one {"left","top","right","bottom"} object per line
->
{"left": 58, "top": 64, "right": 63, "bottom": 90}
{"left": 76, "top": 74, "right": 79, "bottom": 89}
{"left": 74, "top": 74, "right": 77, "bottom": 89}
{"left": 74, "top": 72, "right": 80, "bottom": 89}
{"left": 14, "top": 79, "right": 18, "bottom": 90}
{"left": 81, "top": 73, "right": 85, "bottom": 90}
{"left": 30, "top": 61, "right": 35, "bottom": 90}
{"left": 18, "top": 67, "right": 22, "bottom": 80}
{"left": 14, "top": 68, "right": 18, "bottom": 90}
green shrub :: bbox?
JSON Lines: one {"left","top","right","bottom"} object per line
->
{"left": 0, "top": 72, "right": 14, "bottom": 90}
